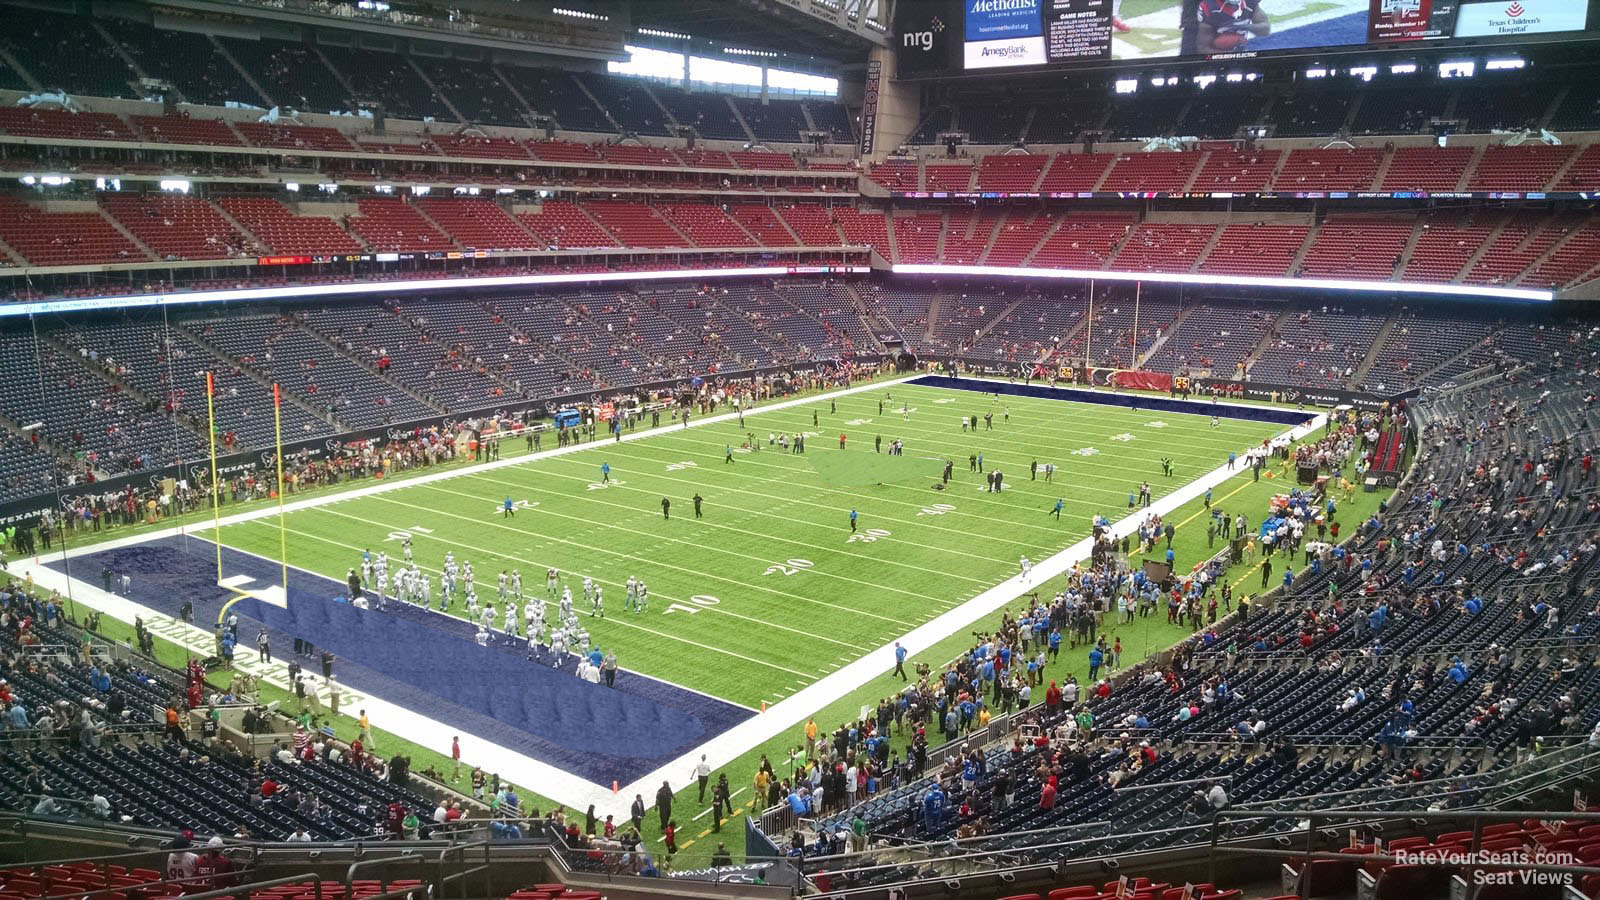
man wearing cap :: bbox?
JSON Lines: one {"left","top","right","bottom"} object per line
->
{"left": 164, "top": 833, "right": 199, "bottom": 888}
{"left": 194, "top": 838, "right": 234, "bottom": 891}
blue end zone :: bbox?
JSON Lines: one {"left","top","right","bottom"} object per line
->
{"left": 909, "top": 375, "right": 1311, "bottom": 426}
{"left": 51, "top": 535, "right": 753, "bottom": 786}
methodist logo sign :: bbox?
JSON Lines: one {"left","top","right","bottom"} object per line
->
{"left": 966, "top": 0, "right": 1044, "bottom": 38}
{"left": 964, "top": 0, "right": 1047, "bottom": 67}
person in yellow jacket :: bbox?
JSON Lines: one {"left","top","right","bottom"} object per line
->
{"left": 803, "top": 717, "right": 818, "bottom": 759}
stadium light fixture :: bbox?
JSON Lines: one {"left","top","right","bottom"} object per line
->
{"left": 1305, "top": 67, "right": 1328, "bottom": 78}
{"left": 1485, "top": 57, "right": 1525, "bottom": 70}
{"left": 1193, "top": 74, "right": 1217, "bottom": 89}
{"left": 317, "top": 183, "right": 339, "bottom": 194}
{"left": 891, "top": 263, "right": 1553, "bottom": 303}
{"left": 1348, "top": 65, "right": 1377, "bottom": 81}
{"left": 1224, "top": 72, "right": 1244, "bottom": 83}
{"left": 158, "top": 179, "right": 190, "bottom": 193}
{"left": 285, "top": 183, "right": 300, "bottom": 192}
{"left": 1114, "top": 78, "right": 1139, "bottom": 94}
{"left": 552, "top": 7, "right": 609, "bottom": 21}
{"left": 637, "top": 27, "right": 690, "bottom": 39}
{"left": 1390, "top": 62, "right": 1418, "bottom": 74}
{"left": 1439, "top": 60, "right": 1475, "bottom": 78}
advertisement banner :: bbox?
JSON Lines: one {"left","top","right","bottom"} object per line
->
{"left": 895, "top": 2, "right": 955, "bottom": 74}
{"left": 964, "top": 0, "right": 1048, "bottom": 68}
{"left": 964, "top": 34, "right": 1049, "bottom": 67}
{"left": 1192, "top": 377, "right": 1414, "bottom": 411}
{"left": 1451, "top": 0, "right": 1588, "bottom": 36}
{"left": 966, "top": 0, "right": 1045, "bottom": 39}
{"left": 859, "top": 59, "right": 882, "bottom": 156}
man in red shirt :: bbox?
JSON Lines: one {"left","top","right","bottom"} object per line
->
{"left": 1040, "top": 776, "right": 1058, "bottom": 810}
{"left": 193, "top": 837, "right": 234, "bottom": 891}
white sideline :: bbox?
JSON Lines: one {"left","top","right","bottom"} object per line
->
{"left": 16, "top": 374, "right": 1325, "bottom": 822}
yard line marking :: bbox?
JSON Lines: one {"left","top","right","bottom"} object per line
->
{"left": 469, "top": 460, "right": 1045, "bottom": 558}
{"left": 446, "top": 474, "right": 1018, "bottom": 572}
{"left": 354, "top": 490, "right": 922, "bottom": 624}
{"left": 615, "top": 427, "right": 1245, "bottom": 528}
{"left": 259, "top": 511, "right": 864, "bottom": 668}
{"left": 772, "top": 386, "right": 1269, "bottom": 462}
{"left": 537, "top": 437, "right": 1079, "bottom": 544}
{"left": 629, "top": 430, "right": 1144, "bottom": 509}
{"left": 382, "top": 482, "right": 988, "bottom": 606}
{"left": 312, "top": 509, "right": 876, "bottom": 651}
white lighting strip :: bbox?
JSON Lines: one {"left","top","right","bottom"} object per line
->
{"left": 0, "top": 266, "right": 812, "bottom": 319}
{"left": 891, "top": 263, "right": 1554, "bottom": 302}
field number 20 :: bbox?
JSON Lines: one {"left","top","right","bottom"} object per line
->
{"left": 763, "top": 558, "right": 815, "bottom": 576}
{"left": 663, "top": 595, "right": 722, "bottom": 615}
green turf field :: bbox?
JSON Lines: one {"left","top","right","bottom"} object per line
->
{"left": 212, "top": 381, "right": 1292, "bottom": 710}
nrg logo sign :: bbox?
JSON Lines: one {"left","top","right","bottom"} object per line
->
{"left": 902, "top": 15, "right": 945, "bottom": 51}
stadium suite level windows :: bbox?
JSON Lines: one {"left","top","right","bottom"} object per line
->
{"left": 607, "top": 44, "right": 839, "bottom": 98}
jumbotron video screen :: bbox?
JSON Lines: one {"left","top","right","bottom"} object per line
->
{"left": 895, "top": 0, "right": 1595, "bottom": 71}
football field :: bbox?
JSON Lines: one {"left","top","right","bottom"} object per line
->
{"left": 26, "top": 373, "right": 1346, "bottom": 831}
{"left": 214, "top": 379, "right": 1288, "bottom": 710}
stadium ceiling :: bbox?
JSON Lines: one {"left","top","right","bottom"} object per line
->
{"left": 624, "top": 0, "right": 889, "bottom": 58}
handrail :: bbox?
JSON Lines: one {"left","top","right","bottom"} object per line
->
{"left": 434, "top": 839, "right": 491, "bottom": 900}
{"left": 804, "top": 818, "right": 1114, "bottom": 863}
{"left": 344, "top": 850, "right": 423, "bottom": 898}
{"left": 164, "top": 873, "right": 324, "bottom": 900}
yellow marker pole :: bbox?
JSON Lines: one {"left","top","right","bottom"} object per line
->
{"left": 1132, "top": 281, "right": 1141, "bottom": 366}
{"left": 1084, "top": 279, "right": 1095, "bottom": 375}
{"left": 274, "top": 384, "right": 289, "bottom": 595}
{"left": 206, "top": 371, "right": 222, "bottom": 582}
